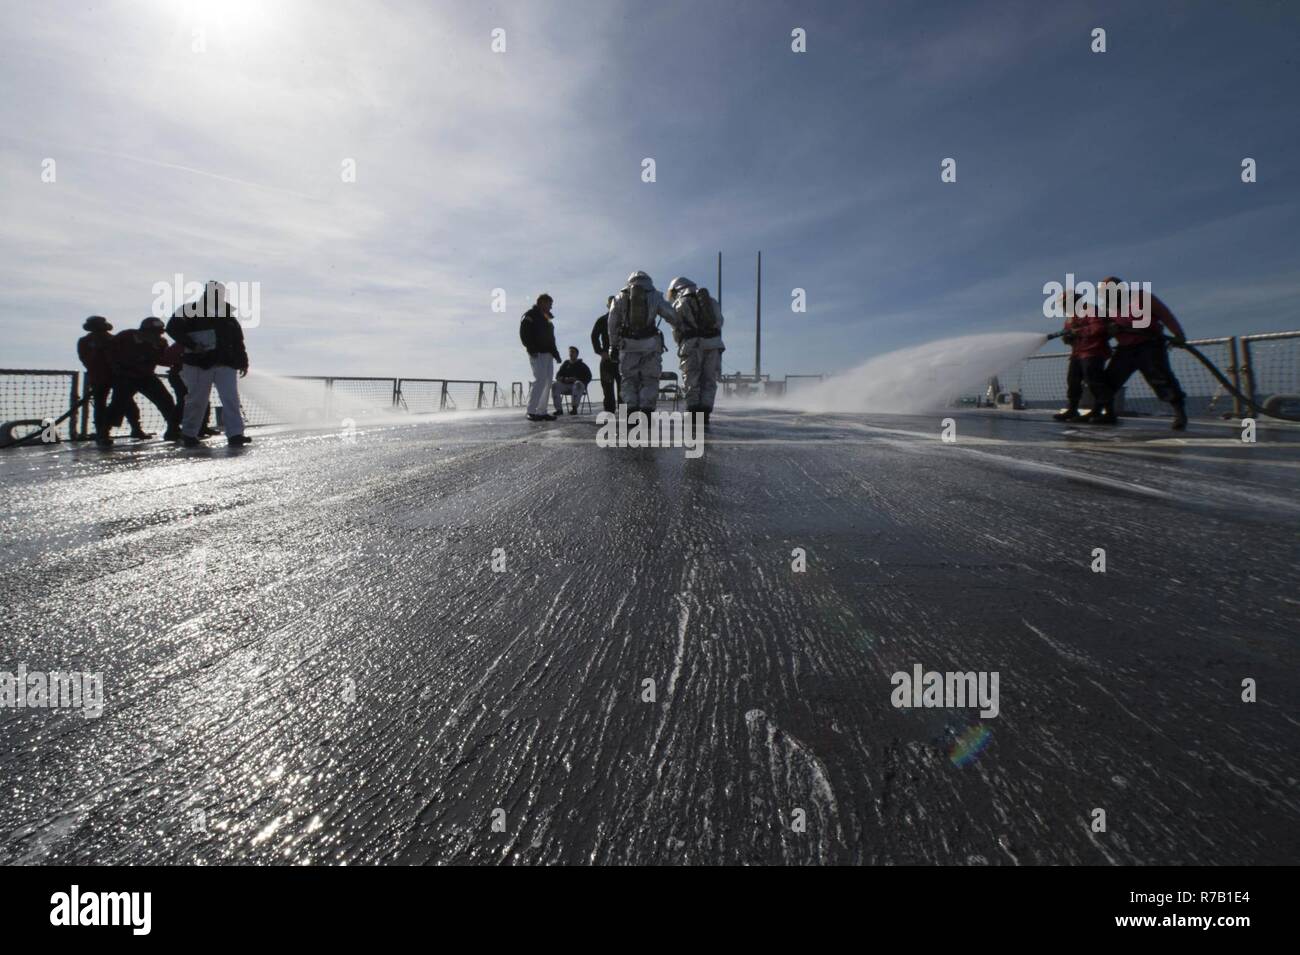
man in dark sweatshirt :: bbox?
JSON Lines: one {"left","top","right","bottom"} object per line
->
{"left": 165, "top": 280, "right": 251, "bottom": 447}
{"left": 106, "top": 317, "right": 179, "bottom": 440}
{"left": 590, "top": 296, "right": 619, "bottom": 413}
{"left": 519, "top": 293, "right": 561, "bottom": 421}
{"left": 77, "top": 315, "right": 145, "bottom": 445}
{"left": 551, "top": 347, "right": 593, "bottom": 415}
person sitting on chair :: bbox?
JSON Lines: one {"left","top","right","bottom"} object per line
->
{"left": 552, "top": 347, "right": 592, "bottom": 415}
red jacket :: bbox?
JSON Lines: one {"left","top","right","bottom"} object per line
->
{"left": 1063, "top": 306, "right": 1110, "bottom": 359}
{"left": 1108, "top": 290, "right": 1185, "bottom": 348}
{"left": 77, "top": 331, "right": 115, "bottom": 386}
{"left": 110, "top": 330, "right": 167, "bottom": 378}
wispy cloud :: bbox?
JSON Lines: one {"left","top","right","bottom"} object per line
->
{"left": 1, "top": 0, "right": 1297, "bottom": 384}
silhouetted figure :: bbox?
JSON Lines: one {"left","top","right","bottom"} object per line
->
{"left": 106, "top": 317, "right": 178, "bottom": 440}
{"left": 78, "top": 315, "right": 144, "bottom": 446}
{"left": 166, "top": 281, "right": 251, "bottom": 447}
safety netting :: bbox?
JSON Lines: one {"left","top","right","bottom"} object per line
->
{"left": 0, "top": 370, "right": 79, "bottom": 441}
{"left": 1243, "top": 334, "right": 1300, "bottom": 401}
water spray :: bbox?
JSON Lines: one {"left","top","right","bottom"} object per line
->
{"left": 788, "top": 332, "right": 1048, "bottom": 415}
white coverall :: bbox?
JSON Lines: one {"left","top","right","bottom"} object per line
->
{"left": 608, "top": 275, "right": 678, "bottom": 412}
{"left": 671, "top": 289, "right": 725, "bottom": 412}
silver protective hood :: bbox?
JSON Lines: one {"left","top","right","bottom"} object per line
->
{"left": 667, "top": 276, "right": 696, "bottom": 298}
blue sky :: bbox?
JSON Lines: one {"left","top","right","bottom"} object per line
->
{"left": 2, "top": 0, "right": 1297, "bottom": 386}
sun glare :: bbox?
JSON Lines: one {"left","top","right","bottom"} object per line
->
{"left": 178, "top": 0, "right": 272, "bottom": 34}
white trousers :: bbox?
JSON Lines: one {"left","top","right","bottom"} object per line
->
{"left": 180, "top": 365, "right": 244, "bottom": 438}
{"left": 527, "top": 354, "right": 554, "bottom": 416}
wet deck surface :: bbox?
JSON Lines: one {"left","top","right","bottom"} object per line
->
{"left": 2, "top": 408, "right": 1297, "bottom": 864}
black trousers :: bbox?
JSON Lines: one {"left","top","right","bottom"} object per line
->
{"left": 1107, "top": 340, "right": 1185, "bottom": 406}
{"left": 91, "top": 383, "right": 141, "bottom": 437}
{"left": 108, "top": 374, "right": 176, "bottom": 432}
{"left": 599, "top": 355, "right": 620, "bottom": 413}
{"left": 1065, "top": 356, "right": 1112, "bottom": 410}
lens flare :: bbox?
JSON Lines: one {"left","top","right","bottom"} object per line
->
{"left": 949, "top": 723, "right": 992, "bottom": 767}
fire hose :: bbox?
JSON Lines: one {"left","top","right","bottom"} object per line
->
{"left": 0, "top": 395, "right": 90, "bottom": 449}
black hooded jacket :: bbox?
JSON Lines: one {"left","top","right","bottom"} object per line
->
{"left": 166, "top": 300, "right": 249, "bottom": 371}
{"left": 519, "top": 306, "right": 560, "bottom": 361}
{"left": 556, "top": 358, "right": 592, "bottom": 385}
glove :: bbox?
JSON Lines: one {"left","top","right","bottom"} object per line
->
{"left": 1168, "top": 332, "right": 1187, "bottom": 345}
{"left": 1060, "top": 331, "right": 1076, "bottom": 346}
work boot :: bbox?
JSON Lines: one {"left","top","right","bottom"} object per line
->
{"left": 227, "top": 434, "right": 252, "bottom": 447}
{"left": 163, "top": 428, "right": 181, "bottom": 442}
{"left": 1087, "top": 408, "right": 1119, "bottom": 426}
{"left": 130, "top": 428, "right": 154, "bottom": 439}
{"left": 527, "top": 414, "right": 548, "bottom": 422}
{"left": 1053, "top": 408, "right": 1080, "bottom": 422}
{"left": 182, "top": 436, "right": 202, "bottom": 448}
{"left": 1171, "top": 404, "right": 1188, "bottom": 431}
{"left": 199, "top": 426, "right": 220, "bottom": 438}
{"left": 95, "top": 434, "right": 114, "bottom": 447}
